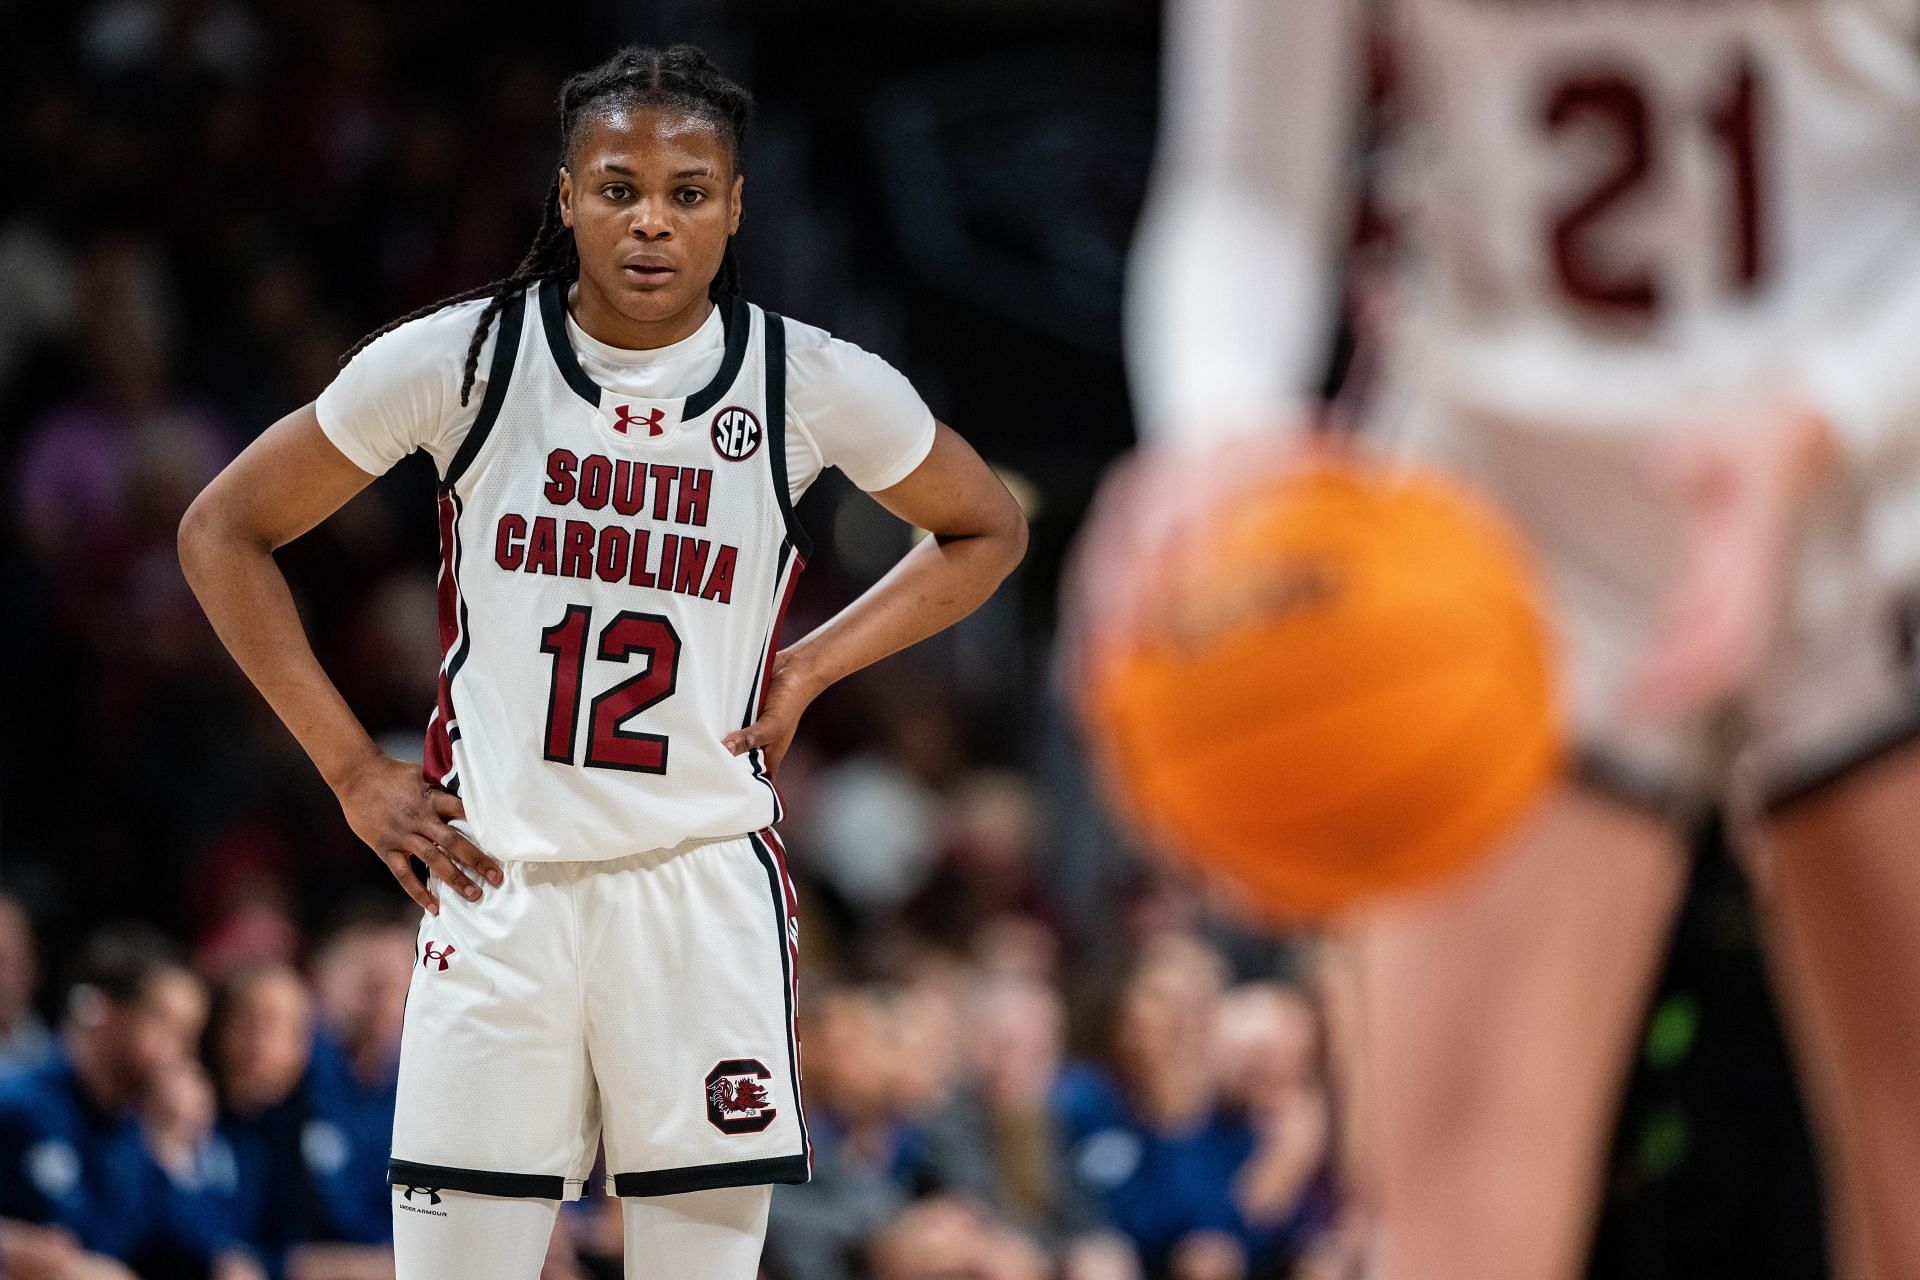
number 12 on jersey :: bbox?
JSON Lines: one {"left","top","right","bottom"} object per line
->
{"left": 538, "top": 605, "right": 682, "bottom": 773}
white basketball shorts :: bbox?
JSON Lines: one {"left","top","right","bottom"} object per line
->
{"left": 1399, "top": 404, "right": 1920, "bottom": 812}
{"left": 387, "top": 830, "right": 810, "bottom": 1201}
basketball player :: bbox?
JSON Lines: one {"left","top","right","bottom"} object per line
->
{"left": 178, "top": 46, "right": 1026, "bottom": 1280}
{"left": 1081, "top": 2, "right": 1920, "bottom": 1277}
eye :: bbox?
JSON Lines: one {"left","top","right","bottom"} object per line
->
{"left": 674, "top": 188, "right": 707, "bottom": 206}
{"left": 603, "top": 184, "right": 632, "bottom": 201}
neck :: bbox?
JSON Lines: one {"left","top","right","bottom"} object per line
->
{"left": 65, "top": 1032, "right": 133, "bottom": 1114}
{"left": 1130, "top": 1065, "right": 1212, "bottom": 1132}
{"left": 568, "top": 278, "right": 715, "bottom": 350}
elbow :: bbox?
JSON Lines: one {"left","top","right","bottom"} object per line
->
{"left": 176, "top": 486, "right": 234, "bottom": 586}
{"left": 991, "top": 498, "right": 1030, "bottom": 585}
{"left": 1005, "top": 505, "right": 1030, "bottom": 575}
{"left": 177, "top": 492, "right": 210, "bottom": 577}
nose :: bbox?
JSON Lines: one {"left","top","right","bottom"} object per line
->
{"left": 629, "top": 196, "right": 674, "bottom": 240}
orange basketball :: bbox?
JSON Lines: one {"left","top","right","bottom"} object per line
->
{"left": 1082, "top": 460, "right": 1562, "bottom": 922}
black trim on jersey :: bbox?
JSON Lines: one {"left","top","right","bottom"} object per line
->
{"left": 611, "top": 1153, "right": 809, "bottom": 1198}
{"left": 538, "top": 278, "right": 750, "bottom": 417}
{"left": 441, "top": 491, "right": 479, "bottom": 774}
{"left": 761, "top": 312, "right": 814, "bottom": 560}
{"left": 741, "top": 542, "right": 795, "bottom": 820}
{"left": 539, "top": 277, "right": 603, "bottom": 407}
{"left": 442, "top": 288, "right": 527, "bottom": 493}
{"left": 389, "top": 1158, "right": 568, "bottom": 1201}
{"left": 683, "top": 294, "right": 752, "bottom": 420}
{"left": 746, "top": 831, "right": 811, "bottom": 1167}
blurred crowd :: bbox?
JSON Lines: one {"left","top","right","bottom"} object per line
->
{"left": 0, "top": 890, "right": 1339, "bottom": 1280}
{"left": 0, "top": 2, "right": 1334, "bottom": 1277}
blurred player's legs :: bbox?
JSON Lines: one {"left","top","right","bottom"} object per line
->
{"left": 391, "top": 1188, "right": 560, "bottom": 1280}
{"left": 622, "top": 1185, "right": 773, "bottom": 1279}
{"left": 1346, "top": 785, "right": 1684, "bottom": 1280}
{"left": 1764, "top": 742, "right": 1920, "bottom": 1280}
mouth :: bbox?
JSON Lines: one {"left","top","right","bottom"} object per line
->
{"left": 622, "top": 262, "right": 677, "bottom": 286}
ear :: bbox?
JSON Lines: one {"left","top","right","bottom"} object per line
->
{"left": 728, "top": 173, "right": 744, "bottom": 236}
{"left": 557, "top": 168, "right": 575, "bottom": 229}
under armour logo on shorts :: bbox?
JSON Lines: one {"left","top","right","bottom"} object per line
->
{"left": 422, "top": 943, "right": 456, "bottom": 971}
{"left": 402, "top": 1185, "right": 443, "bottom": 1205}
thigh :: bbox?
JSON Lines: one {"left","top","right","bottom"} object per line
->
{"left": 1344, "top": 783, "right": 1685, "bottom": 1280}
{"left": 622, "top": 1184, "right": 773, "bottom": 1280}
{"left": 1763, "top": 739, "right": 1920, "bottom": 1280}
{"left": 391, "top": 863, "right": 600, "bottom": 1200}
{"left": 1764, "top": 737, "right": 1920, "bottom": 1102}
{"left": 582, "top": 832, "right": 810, "bottom": 1196}
{"left": 392, "top": 1187, "right": 561, "bottom": 1280}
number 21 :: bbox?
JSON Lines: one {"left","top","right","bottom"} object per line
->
{"left": 1542, "top": 54, "right": 1767, "bottom": 317}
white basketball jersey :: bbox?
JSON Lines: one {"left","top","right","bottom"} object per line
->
{"left": 1134, "top": 0, "right": 1920, "bottom": 462}
{"left": 423, "top": 279, "right": 809, "bottom": 862}
{"left": 1384, "top": 0, "right": 1920, "bottom": 434}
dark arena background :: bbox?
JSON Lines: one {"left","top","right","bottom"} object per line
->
{"left": 0, "top": 1, "right": 1830, "bottom": 1277}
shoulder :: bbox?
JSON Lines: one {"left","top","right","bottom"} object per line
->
{"left": 340, "top": 295, "right": 502, "bottom": 384}
{"left": 774, "top": 314, "right": 907, "bottom": 394}
{"left": 0, "top": 1063, "right": 67, "bottom": 1136}
{"left": 765, "top": 310, "right": 938, "bottom": 491}
{"left": 317, "top": 294, "right": 517, "bottom": 476}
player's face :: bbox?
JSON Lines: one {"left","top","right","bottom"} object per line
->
{"left": 559, "top": 106, "right": 743, "bottom": 345}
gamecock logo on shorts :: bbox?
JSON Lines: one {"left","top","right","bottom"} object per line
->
{"left": 706, "top": 1058, "right": 777, "bottom": 1134}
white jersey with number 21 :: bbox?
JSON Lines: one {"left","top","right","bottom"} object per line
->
{"left": 1132, "top": 0, "right": 1920, "bottom": 478}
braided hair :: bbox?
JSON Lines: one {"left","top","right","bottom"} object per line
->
{"left": 339, "top": 44, "right": 754, "bottom": 406}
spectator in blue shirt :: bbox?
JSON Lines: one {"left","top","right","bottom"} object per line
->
{"left": 1059, "top": 937, "right": 1330, "bottom": 1280}
{"left": 301, "top": 910, "right": 411, "bottom": 1249}
{"left": 0, "top": 925, "right": 264, "bottom": 1280}
{"left": 203, "top": 964, "right": 317, "bottom": 1280}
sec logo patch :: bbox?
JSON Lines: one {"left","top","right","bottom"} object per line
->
{"left": 711, "top": 406, "right": 763, "bottom": 461}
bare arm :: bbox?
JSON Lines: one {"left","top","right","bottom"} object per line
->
{"left": 722, "top": 422, "right": 1028, "bottom": 769}
{"left": 178, "top": 404, "right": 500, "bottom": 913}
{"left": 1126, "top": 0, "right": 1367, "bottom": 443}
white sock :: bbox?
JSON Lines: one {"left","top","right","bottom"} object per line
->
{"left": 622, "top": 1184, "right": 774, "bottom": 1280}
{"left": 392, "top": 1186, "right": 561, "bottom": 1280}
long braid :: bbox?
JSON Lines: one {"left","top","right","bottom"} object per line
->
{"left": 339, "top": 43, "right": 754, "bottom": 406}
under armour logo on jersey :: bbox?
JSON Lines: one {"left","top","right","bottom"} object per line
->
{"left": 710, "top": 406, "right": 763, "bottom": 461}
{"left": 613, "top": 404, "right": 666, "bottom": 437}
{"left": 401, "top": 1186, "right": 442, "bottom": 1206}
{"left": 421, "top": 942, "right": 455, "bottom": 971}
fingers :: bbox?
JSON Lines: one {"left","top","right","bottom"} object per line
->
{"left": 425, "top": 819, "right": 503, "bottom": 887}
{"left": 725, "top": 720, "right": 795, "bottom": 777}
{"left": 427, "top": 787, "right": 467, "bottom": 823}
{"left": 381, "top": 851, "right": 440, "bottom": 916}
{"left": 405, "top": 834, "right": 482, "bottom": 903}
{"left": 726, "top": 721, "right": 782, "bottom": 756}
